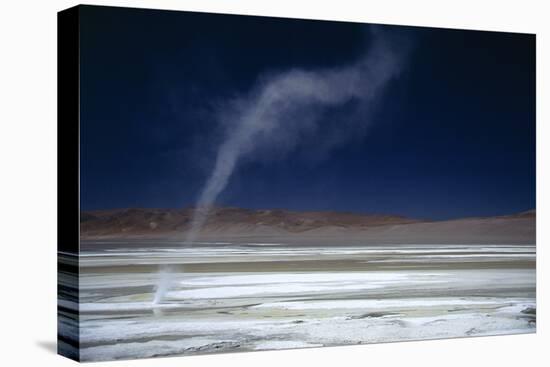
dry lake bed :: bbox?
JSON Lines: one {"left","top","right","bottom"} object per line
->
{"left": 58, "top": 241, "right": 536, "bottom": 361}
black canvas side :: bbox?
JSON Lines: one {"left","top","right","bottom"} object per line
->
{"left": 57, "top": 5, "right": 80, "bottom": 362}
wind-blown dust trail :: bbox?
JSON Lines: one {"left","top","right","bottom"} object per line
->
{"left": 152, "top": 265, "right": 176, "bottom": 305}
{"left": 153, "top": 27, "right": 411, "bottom": 304}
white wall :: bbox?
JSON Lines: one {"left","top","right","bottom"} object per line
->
{"left": 0, "top": 1, "right": 547, "bottom": 366}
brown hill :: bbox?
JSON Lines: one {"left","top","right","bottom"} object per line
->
{"left": 80, "top": 207, "right": 419, "bottom": 237}
{"left": 80, "top": 207, "right": 535, "bottom": 244}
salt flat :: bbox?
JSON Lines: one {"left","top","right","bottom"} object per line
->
{"left": 58, "top": 241, "right": 535, "bottom": 361}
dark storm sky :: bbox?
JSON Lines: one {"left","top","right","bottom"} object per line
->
{"left": 79, "top": 6, "right": 535, "bottom": 220}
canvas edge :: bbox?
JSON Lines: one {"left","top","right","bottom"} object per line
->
{"left": 57, "top": 4, "right": 81, "bottom": 362}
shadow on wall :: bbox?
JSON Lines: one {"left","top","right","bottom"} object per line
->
{"left": 35, "top": 340, "right": 57, "bottom": 355}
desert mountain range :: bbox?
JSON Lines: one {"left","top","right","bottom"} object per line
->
{"left": 80, "top": 207, "right": 535, "bottom": 245}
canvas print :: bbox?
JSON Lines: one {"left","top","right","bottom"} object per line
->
{"left": 57, "top": 5, "right": 536, "bottom": 362}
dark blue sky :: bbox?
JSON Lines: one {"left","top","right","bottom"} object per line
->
{"left": 79, "top": 6, "right": 535, "bottom": 220}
